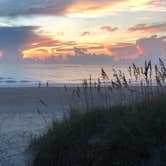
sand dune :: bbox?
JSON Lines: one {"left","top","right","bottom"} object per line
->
{"left": 0, "top": 86, "right": 159, "bottom": 166}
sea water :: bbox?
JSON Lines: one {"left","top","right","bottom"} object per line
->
{"left": 0, "top": 64, "right": 129, "bottom": 87}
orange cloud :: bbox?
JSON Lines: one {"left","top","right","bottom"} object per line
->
{"left": 128, "top": 23, "right": 166, "bottom": 33}
{"left": 22, "top": 38, "right": 106, "bottom": 60}
{"left": 19, "top": 24, "right": 165, "bottom": 62}
{"left": 22, "top": 33, "right": 166, "bottom": 62}
{"left": 64, "top": 0, "right": 123, "bottom": 15}
{"left": 63, "top": 0, "right": 164, "bottom": 16}
{"left": 20, "top": 26, "right": 108, "bottom": 60}
{"left": 136, "top": 44, "right": 144, "bottom": 55}
{"left": 22, "top": 47, "right": 54, "bottom": 60}
{"left": 100, "top": 26, "right": 118, "bottom": 32}
{"left": 21, "top": 32, "right": 79, "bottom": 60}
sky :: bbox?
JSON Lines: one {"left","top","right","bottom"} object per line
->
{"left": 0, "top": 0, "right": 165, "bottom": 64}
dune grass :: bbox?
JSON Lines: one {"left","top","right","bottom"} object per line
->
{"left": 31, "top": 59, "right": 166, "bottom": 165}
{"left": 31, "top": 91, "right": 166, "bottom": 166}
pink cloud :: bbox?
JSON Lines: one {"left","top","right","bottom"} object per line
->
{"left": 107, "top": 43, "right": 139, "bottom": 61}
{"left": 106, "top": 35, "right": 166, "bottom": 61}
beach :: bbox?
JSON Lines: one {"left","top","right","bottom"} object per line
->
{"left": 0, "top": 86, "right": 161, "bottom": 166}
{"left": 0, "top": 87, "right": 71, "bottom": 166}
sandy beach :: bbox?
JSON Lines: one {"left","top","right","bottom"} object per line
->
{"left": 0, "top": 86, "right": 159, "bottom": 166}
{"left": 0, "top": 87, "right": 72, "bottom": 166}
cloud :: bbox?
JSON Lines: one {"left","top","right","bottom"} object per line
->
{"left": 128, "top": 23, "right": 166, "bottom": 33}
{"left": 0, "top": 25, "right": 165, "bottom": 64}
{"left": 27, "top": 35, "right": 166, "bottom": 64}
{"left": 0, "top": 26, "right": 38, "bottom": 46}
{"left": 0, "top": 26, "right": 75, "bottom": 62}
{"left": 136, "top": 35, "right": 166, "bottom": 59}
{"left": 81, "top": 32, "right": 91, "bottom": 36}
{"left": 0, "top": 26, "right": 40, "bottom": 63}
{"left": 0, "top": 0, "right": 163, "bottom": 17}
{"left": 0, "top": 0, "right": 75, "bottom": 16}
{"left": 107, "top": 43, "right": 139, "bottom": 61}
{"left": 147, "top": 0, "right": 166, "bottom": 5}
{"left": 0, "top": 0, "right": 120, "bottom": 16}
{"left": 22, "top": 39, "right": 77, "bottom": 60}
{"left": 63, "top": 54, "right": 114, "bottom": 65}
{"left": 64, "top": 0, "right": 126, "bottom": 15}
{"left": 100, "top": 26, "right": 118, "bottom": 32}
{"left": 64, "top": 0, "right": 166, "bottom": 16}
{"left": 43, "top": 47, "right": 114, "bottom": 64}
{"left": 106, "top": 35, "right": 166, "bottom": 62}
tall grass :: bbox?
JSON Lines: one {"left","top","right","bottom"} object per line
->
{"left": 68, "top": 58, "right": 166, "bottom": 111}
{"left": 31, "top": 93, "right": 166, "bottom": 166}
{"left": 31, "top": 58, "right": 166, "bottom": 166}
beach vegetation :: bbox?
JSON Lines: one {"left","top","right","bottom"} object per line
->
{"left": 31, "top": 58, "right": 166, "bottom": 166}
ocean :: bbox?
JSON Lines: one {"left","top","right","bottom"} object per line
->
{"left": 0, "top": 64, "right": 128, "bottom": 87}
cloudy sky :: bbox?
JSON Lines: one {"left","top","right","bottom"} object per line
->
{"left": 0, "top": 0, "right": 165, "bottom": 63}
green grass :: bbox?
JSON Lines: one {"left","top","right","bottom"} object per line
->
{"left": 31, "top": 93, "right": 166, "bottom": 166}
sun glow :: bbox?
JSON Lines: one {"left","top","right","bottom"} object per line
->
{"left": 5, "top": 0, "right": 163, "bottom": 62}
{"left": 65, "top": 0, "right": 156, "bottom": 17}
{"left": 22, "top": 47, "right": 56, "bottom": 60}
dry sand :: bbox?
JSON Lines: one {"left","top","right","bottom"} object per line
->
{"left": 0, "top": 87, "right": 71, "bottom": 166}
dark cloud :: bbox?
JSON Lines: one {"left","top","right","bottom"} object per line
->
{"left": 0, "top": 26, "right": 38, "bottom": 47}
{"left": 44, "top": 48, "right": 114, "bottom": 64}
{"left": 69, "top": 47, "right": 114, "bottom": 64}
{"left": 63, "top": 54, "right": 114, "bottom": 65}
{"left": 0, "top": 0, "right": 75, "bottom": 16}
{"left": 0, "top": 26, "right": 39, "bottom": 63}
{"left": 128, "top": 23, "right": 166, "bottom": 33}
{"left": 81, "top": 32, "right": 91, "bottom": 36}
